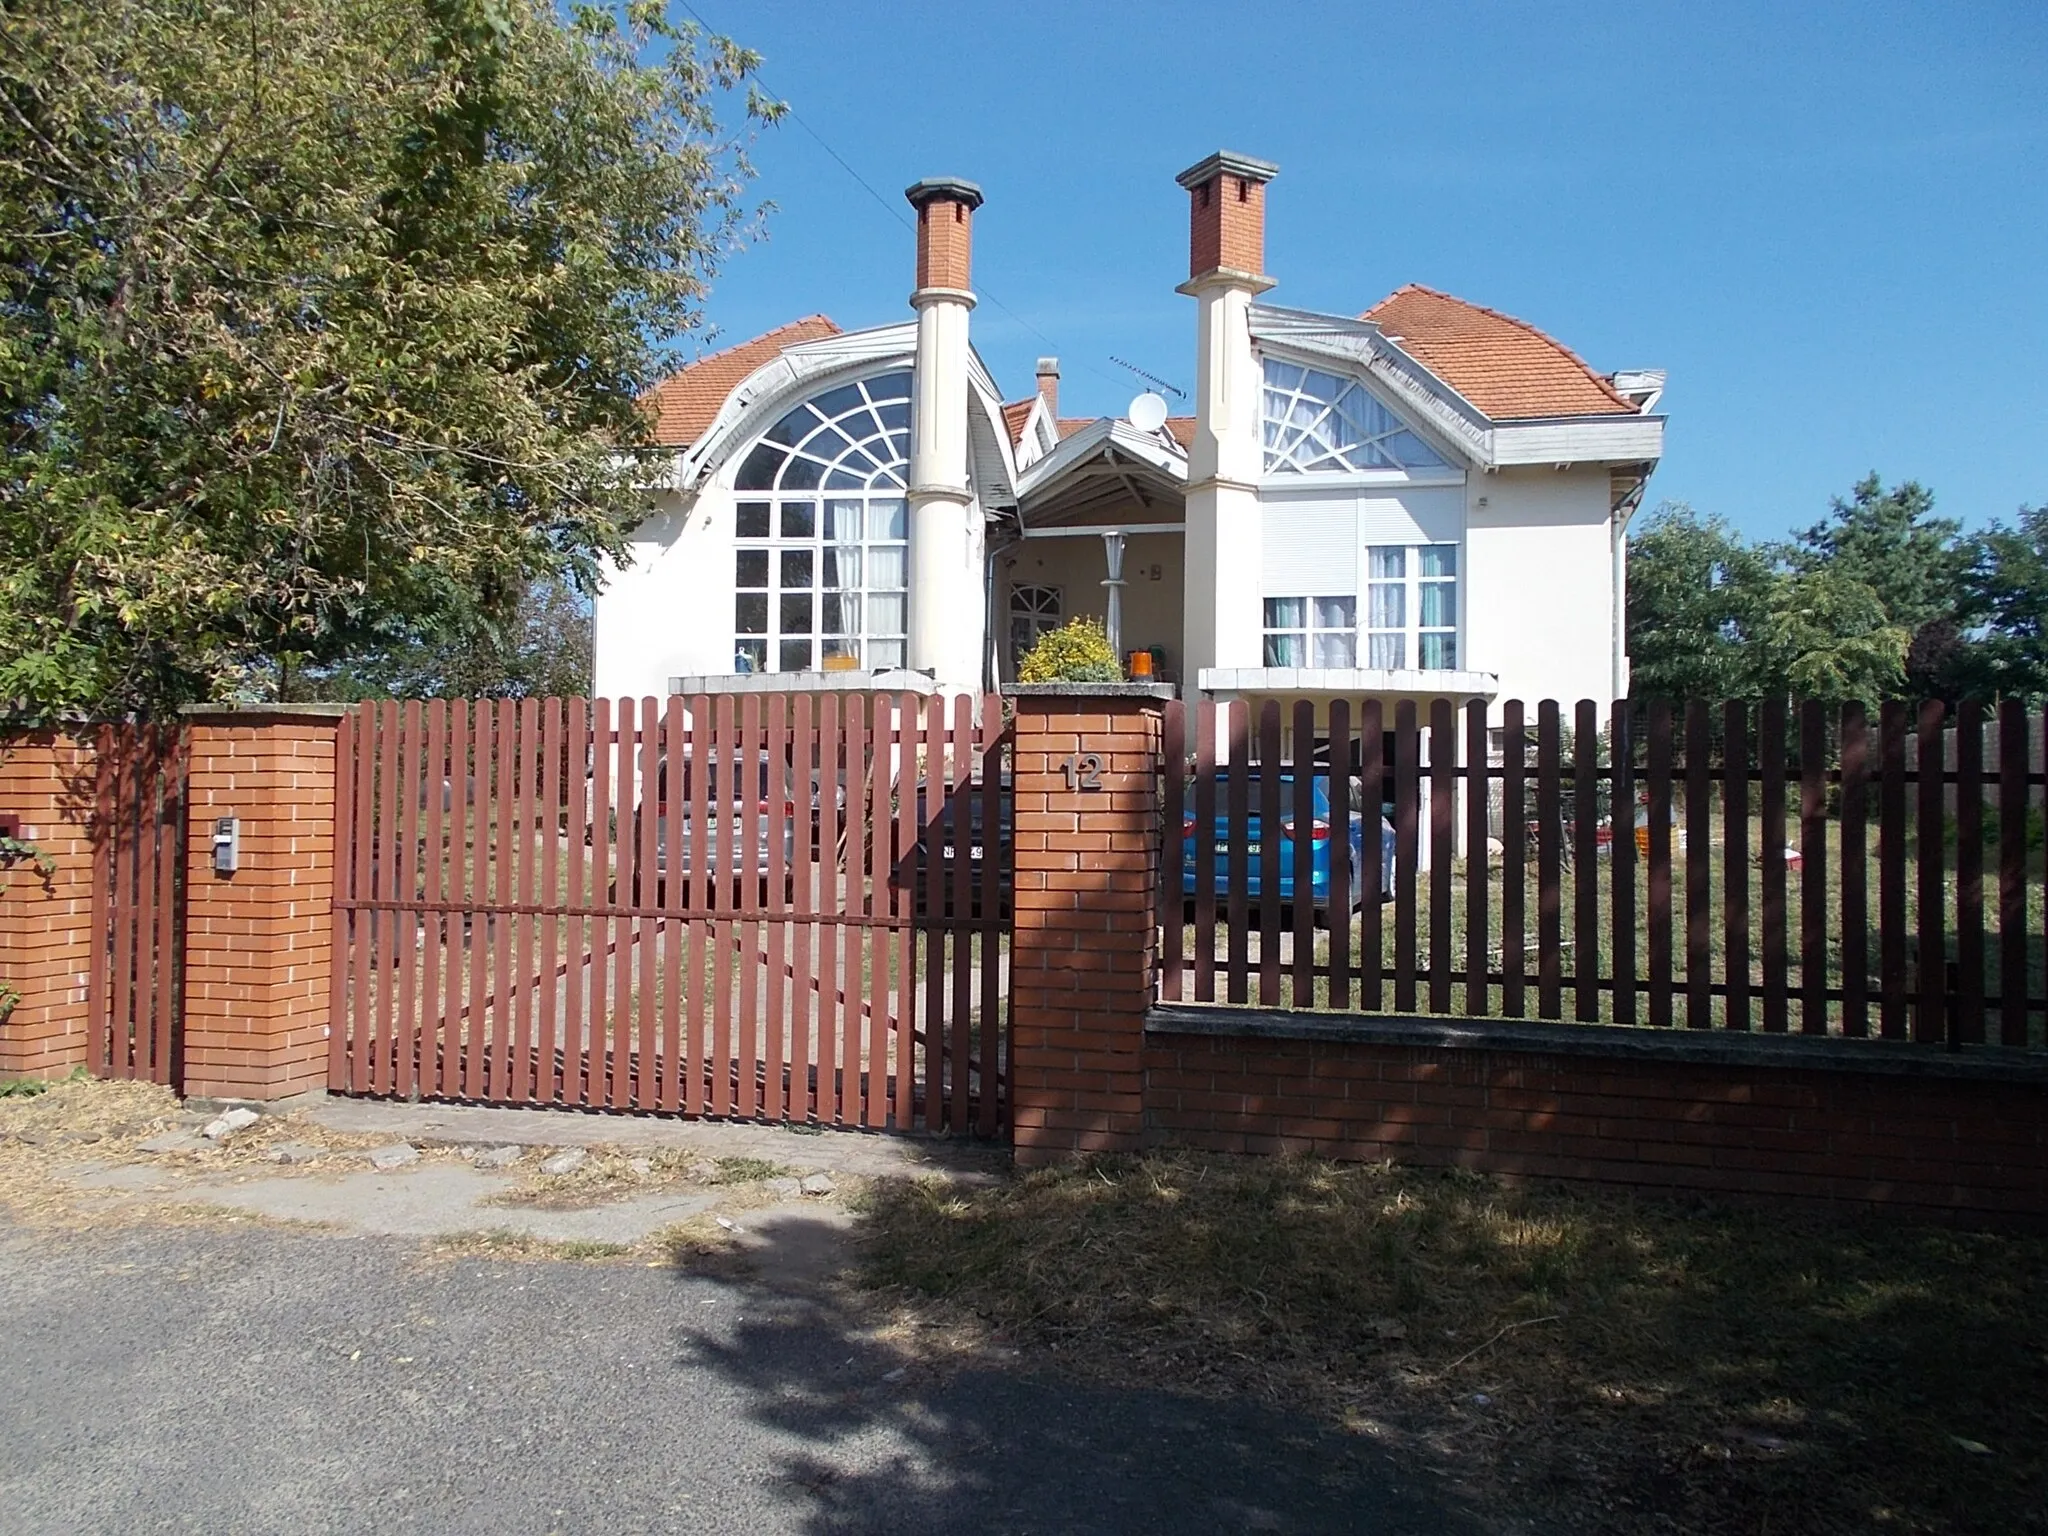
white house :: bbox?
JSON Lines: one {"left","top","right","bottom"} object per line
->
{"left": 594, "top": 151, "right": 1665, "bottom": 730}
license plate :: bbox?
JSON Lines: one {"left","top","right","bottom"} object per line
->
{"left": 1215, "top": 841, "right": 1259, "bottom": 856}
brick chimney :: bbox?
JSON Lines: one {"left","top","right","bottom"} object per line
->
{"left": 1174, "top": 150, "right": 1278, "bottom": 691}
{"left": 906, "top": 176, "right": 982, "bottom": 291}
{"left": 1035, "top": 356, "right": 1060, "bottom": 418}
{"left": 1175, "top": 150, "right": 1278, "bottom": 284}
{"left": 903, "top": 176, "right": 985, "bottom": 694}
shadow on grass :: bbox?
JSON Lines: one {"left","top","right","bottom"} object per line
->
{"left": 846, "top": 1156, "right": 2048, "bottom": 1536}
{"left": 664, "top": 1205, "right": 1490, "bottom": 1536}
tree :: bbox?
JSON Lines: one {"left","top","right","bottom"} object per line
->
{"left": 296, "top": 575, "right": 592, "bottom": 700}
{"left": 1748, "top": 566, "right": 1908, "bottom": 702}
{"left": 1956, "top": 504, "right": 2048, "bottom": 703}
{"left": 1790, "top": 474, "right": 1972, "bottom": 698}
{"left": 0, "top": 0, "right": 777, "bottom": 723}
{"left": 1624, "top": 502, "right": 1778, "bottom": 701}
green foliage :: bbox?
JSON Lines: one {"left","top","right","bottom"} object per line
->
{"left": 0, "top": 0, "right": 778, "bottom": 723}
{"left": 292, "top": 575, "right": 592, "bottom": 700}
{"left": 1016, "top": 617, "right": 1123, "bottom": 684}
{"left": 1628, "top": 477, "right": 2048, "bottom": 705}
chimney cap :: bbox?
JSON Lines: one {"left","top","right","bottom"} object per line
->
{"left": 1035, "top": 357, "right": 1059, "bottom": 374}
{"left": 1174, "top": 150, "right": 1279, "bottom": 192}
{"left": 904, "top": 176, "right": 985, "bottom": 212}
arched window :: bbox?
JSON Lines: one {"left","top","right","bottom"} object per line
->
{"left": 1261, "top": 358, "right": 1449, "bottom": 474}
{"left": 1008, "top": 584, "right": 1062, "bottom": 670}
{"left": 731, "top": 372, "right": 911, "bottom": 673}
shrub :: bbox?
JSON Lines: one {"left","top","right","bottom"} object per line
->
{"left": 1017, "top": 618, "right": 1123, "bottom": 684}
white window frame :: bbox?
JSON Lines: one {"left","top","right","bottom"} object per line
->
{"left": 1008, "top": 583, "right": 1062, "bottom": 670}
{"left": 1363, "top": 543, "right": 1460, "bottom": 670}
{"left": 1262, "top": 595, "right": 1357, "bottom": 668}
{"left": 1260, "top": 356, "right": 1451, "bottom": 475}
{"left": 732, "top": 372, "right": 912, "bottom": 674}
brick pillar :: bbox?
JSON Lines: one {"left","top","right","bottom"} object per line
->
{"left": 180, "top": 706, "right": 344, "bottom": 1104}
{"left": 1006, "top": 684, "right": 1170, "bottom": 1165}
{"left": 0, "top": 734, "right": 98, "bottom": 1080}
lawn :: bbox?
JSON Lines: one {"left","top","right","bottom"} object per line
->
{"left": 857, "top": 1152, "right": 2048, "bottom": 1535}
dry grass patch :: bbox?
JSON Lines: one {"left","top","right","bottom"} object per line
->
{"left": 854, "top": 1153, "right": 2048, "bottom": 1536}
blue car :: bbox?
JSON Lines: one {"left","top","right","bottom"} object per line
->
{"left": 1182, "top": 771, "right": 1396, "bottom": 920}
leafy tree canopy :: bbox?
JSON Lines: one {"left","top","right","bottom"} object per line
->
{"left": 0, "top": 0, "right": 777, "bottom": 723}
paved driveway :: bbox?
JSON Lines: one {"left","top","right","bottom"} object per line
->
{"left": 0, "top": 1221, "right": 1485, "bottom": 1536}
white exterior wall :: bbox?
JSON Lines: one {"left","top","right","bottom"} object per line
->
{"left": 1463, "top": 466, "right": 1617, "bottom": 719}
{"left": 591, "top": 484, "right": 736, "bottom": 700}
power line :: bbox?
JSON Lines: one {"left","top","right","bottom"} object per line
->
{"left": 671, "top": 0, "right": 1137, "bottom": 401}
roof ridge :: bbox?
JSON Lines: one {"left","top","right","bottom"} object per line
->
{"left": 1363, "top": 284, "right": 1635, "bottom": 414}
{"left": 669, "top": 313, "right": 840, "bottom": 374}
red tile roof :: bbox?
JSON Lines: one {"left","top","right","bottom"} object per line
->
{"left": 1361, "top": 285, "right": 1636, "bottom": 419}
{"left": 641, "top": 316, "right": 841, "bottom": 447}
{"left": 1055, "top": 415, "right": 1195, "bottom": 450}
{"left": 1002, "top": 398, "right": 1037, "bottom": 447}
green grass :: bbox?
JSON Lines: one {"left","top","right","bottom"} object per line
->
{"left": 856, "top": 1153, "right": 2048, "bottom": 1536}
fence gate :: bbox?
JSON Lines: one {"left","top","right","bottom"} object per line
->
{"left": 332, "top": 693, "right": 1010, "bottom": 1135}
{"left": 88, "top": 724, "right": 188, "bottom": 1087}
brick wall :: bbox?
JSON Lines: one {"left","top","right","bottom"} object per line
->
{"left": 915, "top": 198, "right": 973, "bottom": 291}
{"left": 180, "top": 710, "right": 342, "bottom": 1102}
{"left": 1007, "top": 687, "right": 1169, "bottom": 1164}
{"left": 0, "top": 734, "right": 96, "bottom": 1079}
{"left": 1144, "top": 1013, "right": 2048, "bottom": 1223}
{"left": 1187, "top": 173, "right": 1267, "bottom": 279}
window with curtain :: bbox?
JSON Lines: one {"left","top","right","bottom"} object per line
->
{"left": 1363, "top": 543, "right": 1458, "bottom": 670}
{"left": 1263, "top": 595, "right": 1357, "bottom": 667}
{"left": 1261, "top": 358, "right": 1450, "bottom": 474}
{"left": 731, "top": 372, "right": 911, "bottom": 672}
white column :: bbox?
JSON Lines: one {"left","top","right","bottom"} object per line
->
{"left": 907, "top": 286, "right": 983, "bottom": 693}
{"left": 1180, "top": 274, "right": 1269, "bottom": 690}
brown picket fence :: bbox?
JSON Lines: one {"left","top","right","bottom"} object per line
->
{"left": 1161, "top": 696, "right": 2048, "bottom": 1047}
{"left": 332, "top": 693, "right": 1010, "bottom": 1133}
{"left": 88, "top": 723, "right": 187, "bottom": 1085}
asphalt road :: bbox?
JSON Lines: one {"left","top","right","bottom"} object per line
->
{"left": 0, "top": 1220, "right": 1484, "bottom": 1536}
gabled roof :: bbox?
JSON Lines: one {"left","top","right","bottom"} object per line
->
{"left": 1057, "top": 414, "right": 1195, "bottom": 448}
{"left": 1361, "top": 286, "right": 1636, "bottom": 420}
{"left": 642, "top": 316, "right": 841, "bottom": 447}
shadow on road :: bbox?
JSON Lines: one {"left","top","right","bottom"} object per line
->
{"left": 667, "top": 1210, "right": 1491, "bottom": 1536}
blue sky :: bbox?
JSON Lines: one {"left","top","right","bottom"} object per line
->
{"left": 677, "top": 0, "right": 2046, "bottom": 544}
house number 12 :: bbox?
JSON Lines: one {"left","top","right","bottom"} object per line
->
{"left": 1060, "top": 752, "right": 1104, "bottom": 792}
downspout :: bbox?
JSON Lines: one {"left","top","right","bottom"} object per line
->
{"left": 1611, "top": 475, "right": 1646, "bottom": 704}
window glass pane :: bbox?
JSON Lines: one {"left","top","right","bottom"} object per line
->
{"left": 1367, "top": 584, "right": 1404, "bottom": 629}
{"left": 779, "top": 502, "right": 814, "bottom": 539}
{"left": 837, "top": 592, "right": 863, "bottom": 634}
{"left": 1313, "top": 595, "right": 1356, "bottom": 629}
{"left": 735, "top": 593, "right": 767, "bottom": 635}
{"left": 1368, "top": 633, "right": 1405, "bottom": 669}
{"left": 1264, "top": 596, "right": 1306, "bottom": 629}
{"left": 778, "top": 639, "right": 813, "bottom": 673}
{"left": 779, "top": 455, "right": 822, "bottom": 491}
{"left": 735, "top": 502, "right": 771, "bottom": 539}
{"left": 799, "top": 423, "right": 856, "bottom": 462}
{"left": 820, "top": 593, "right": 844, "bottom": 633}
{"left": 780, "top": 549, "right": 813, "bottom": 590}
{"left": 812, "top": 383, "right": 864, "bottom": 418}
{"left": 824, "top": 466, "right": 865, "bottom": 490}
{"left": 823, "top": 546, "right": 859, "bottom": 589}
{"left": 1263, "top": 633, "right": 1305, "bottom": 667}
{"left": 867, "top": 639, "right": 905, "bottom": 668}
{"left": 735, "top": 639, "right": 766, "bottom": 672}
{"left": 865, "top": 372, "right": 912, "bottom": 402}
{"left": 1420, "top": 545, "right": 1457, "bottom": 578}
{"left": 734, "top": 550, "right": 768, "bottom": 589}
{"left": 822, "top": 638, "right": 860, "bottom": 664}
{"left": 868, "top": 500, "right": 907, "bottom": 540}
{"left": 866, "top": 547, "right": 908, "bottom": 590}
{"left": 1419, "top": 634, "right": 1457, "bottom": 670}
{"left": 1314, "top": 631, "right": 1357, "bottom": 668}
{"left": 826, "top": 500, "right": 862, "bottom": 540}
{"left": 779, "top": 593, "right": 814, "bottom": 633}
{"left": 736, "top": 445, "right": 783, "bottom": 492}
{"left": 1419, "top": 581, "right": 1455, "bottom": 628}
{"left": 1368, "top": 546, "right": 1406, "bottom": 578}
{"left": 866, "top": 593, "right": 906, "bottom": 635}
